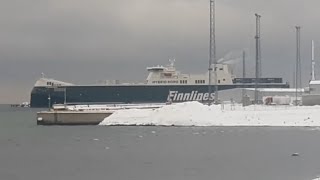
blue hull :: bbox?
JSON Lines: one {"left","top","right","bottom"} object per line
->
{"left": 30, "top": 83, "right": 289, "bottom": 108}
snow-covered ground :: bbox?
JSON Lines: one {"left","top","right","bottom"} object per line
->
{"left": 99, "top": 101, "right": 320, "bottom": 127}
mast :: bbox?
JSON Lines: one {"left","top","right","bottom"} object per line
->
{"left": 311, "top": 40, "right": 315, "bottom": 81}
{"left": 254, "top": 13, "right": 261, "bottom": 104}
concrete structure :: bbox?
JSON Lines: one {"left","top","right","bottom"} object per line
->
{"left": 37, "top": 111, "right": 113, "bottom": 125}
{"left": 302, "top": 80, "right": 320, "bottom": 106}
{"left": 37, "top": 103, "right": 163, "bottom": 125}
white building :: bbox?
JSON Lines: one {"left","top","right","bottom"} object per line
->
{"left": 219, "top": 88, "right": 304, "bottom": 105}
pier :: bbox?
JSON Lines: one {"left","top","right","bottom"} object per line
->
{"left": 37, "top": 110, "right": 113, "bottom": 125}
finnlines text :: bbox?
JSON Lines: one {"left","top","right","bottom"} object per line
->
{"left": 167, "top": 91, "right": 215, "bottom": 101}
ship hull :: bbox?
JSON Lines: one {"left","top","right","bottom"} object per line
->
{"left": 30, "top": 84, "right": 289, "bottom": 108}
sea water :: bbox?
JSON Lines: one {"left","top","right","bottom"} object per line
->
{"left": 0, "top": 105, "right": 320, "bottom": 180}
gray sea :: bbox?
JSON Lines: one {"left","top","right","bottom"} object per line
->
{"left": 1, "top": 105, "right": 320, "bottom": 180}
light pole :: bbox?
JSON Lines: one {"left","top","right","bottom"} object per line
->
{"left": 254, "top": 13, "right": 261, "bottom": 104}
{"left": 208, "top": 0, "right": 217, "bottom": 104}
{"left": 295, "top": 26, "right": 301, "bottom": 106}
{"left": 48, "top": 91, "right": 51, "bottom": 110}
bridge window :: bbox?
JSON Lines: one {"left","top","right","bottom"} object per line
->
{"left": 47, "top": 82, "right": 54, "bottom": 86}
{"left": 195, "top": 80, "right": 205, "bottom": 84}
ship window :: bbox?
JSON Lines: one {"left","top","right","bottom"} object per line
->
{"left": 218, "top": 80, "right": 221, "bottom": 83}
{"left": 47, "top": 82, "right": 53, "bottom": 86}
{"left": 219, "top": 68, "right": 223, "bottom": 70}
{"left": 163, "top": 73, "right": 172, "bottom": 77}
{"left": 223, "top": 79, "right": 225, "bottom": 81}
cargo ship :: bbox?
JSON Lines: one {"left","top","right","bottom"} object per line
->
{"left": 30, "top": 60, "right": 289, "bottom": 107}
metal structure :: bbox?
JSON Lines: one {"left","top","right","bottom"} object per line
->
{"left": 208, "top": 0, "right": 217, "bottom": 104}
{"left": 242, "top": 50, "right": 246, "bottom": 105}
{"left": 311, "top": 40, "right": 315, "bottom": 81}
{"left": 243, "top": 51, "right": 246, "bottom": 80}
{"left": 254, "top": 13, "right": 261, "bottom": 104}
{"left": 64, "top": 88, "right": 67, "bottom": 105}
{"left": 295, "top": 26, "right": 301, "bottom": 105}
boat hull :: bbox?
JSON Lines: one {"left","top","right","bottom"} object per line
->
{"left": 30, "top": 84, "right": 289, "bottom": 108}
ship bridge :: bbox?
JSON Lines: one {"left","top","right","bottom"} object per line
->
{"left": 147, "top": 66, "right": 166, "bottom": 72}
{"left": 35, "top": 78, "right": 74, "bottom": 87}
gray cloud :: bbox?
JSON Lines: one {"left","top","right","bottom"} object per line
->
{"left": 1, "top": 0, "right": 320, "bottom": 103}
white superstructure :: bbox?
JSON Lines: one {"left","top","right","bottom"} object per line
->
{"left": 146, "top": 60, "right": 234, "bottom": 85}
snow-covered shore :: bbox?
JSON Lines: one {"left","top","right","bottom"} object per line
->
{"left": 99, "top": 101, "right": 320, "bottom": 127}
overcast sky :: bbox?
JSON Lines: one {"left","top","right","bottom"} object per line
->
{"left": 1, "top": 0, "right": 320, "bottom": 103}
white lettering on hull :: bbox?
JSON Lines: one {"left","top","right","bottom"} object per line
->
{"left": 167, "top": 91, "right": 215, "bottom": 102}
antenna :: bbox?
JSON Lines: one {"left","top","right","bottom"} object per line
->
{"left": 254, "top": 13, "right": 261, "bottom": 104}
{"left": 311, "top": 40, "right": 315, "bottom": 81}
{"left": 169, "top": 58, "right": 175, "bottom": 67}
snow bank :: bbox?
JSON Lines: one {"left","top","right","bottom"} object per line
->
{"left": 99, "top": 101, "right": 320, "bottom": 127}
